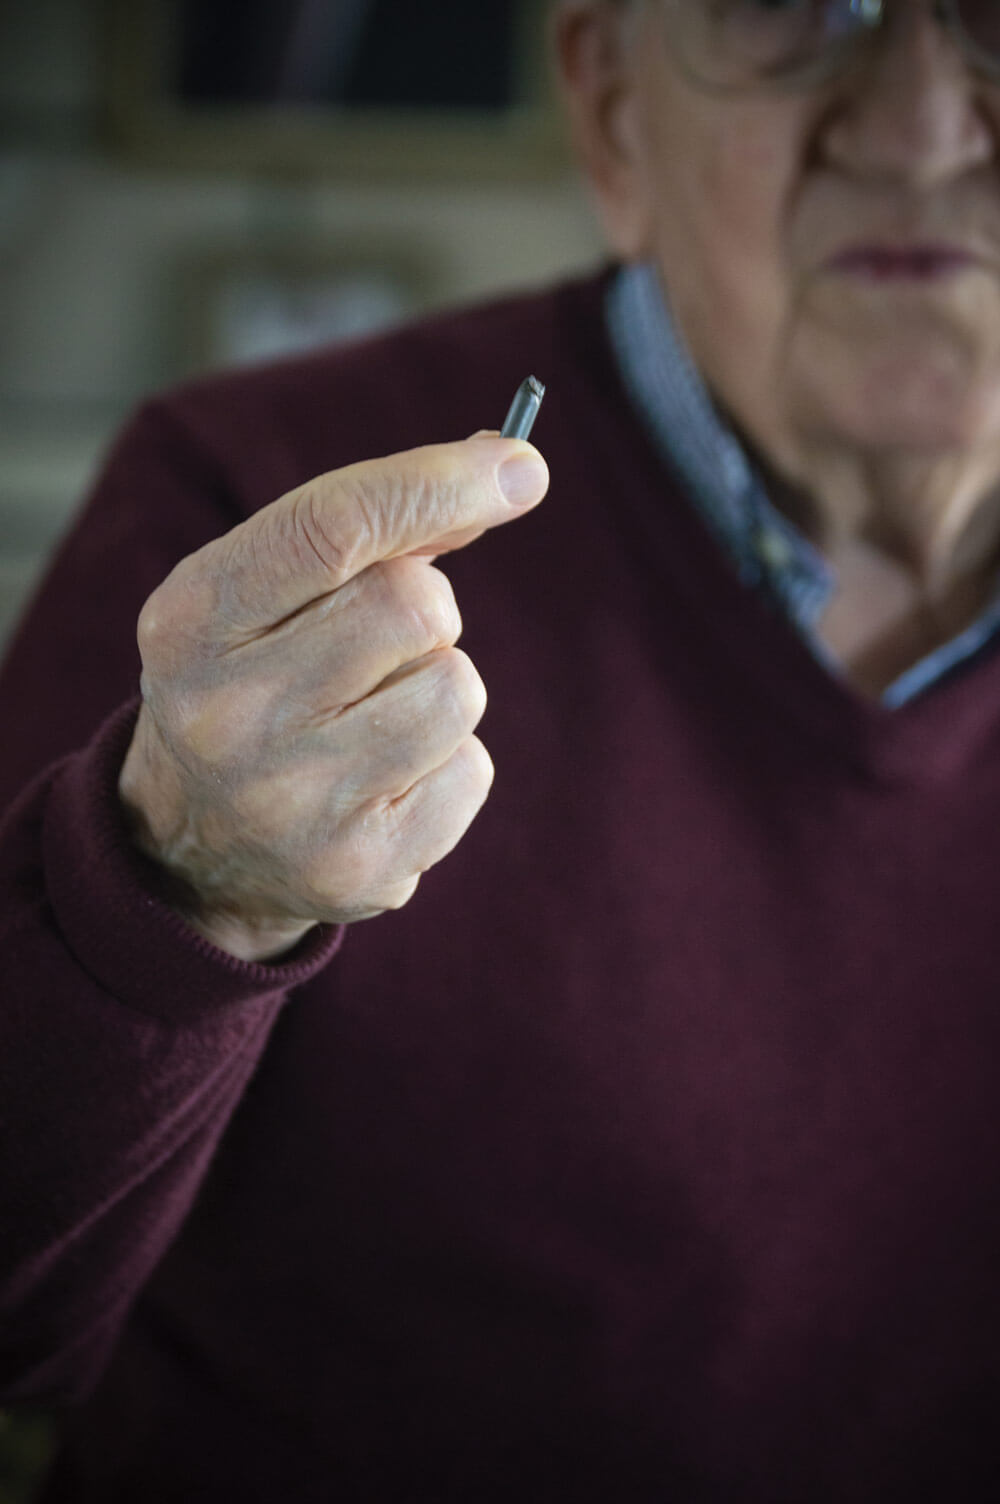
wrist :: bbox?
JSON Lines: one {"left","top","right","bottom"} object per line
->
{"left": 183, "top": 909, "right": 317, "bottom": 963}
{"left": 118, "top": 708, "right": 316, "bottom": 963}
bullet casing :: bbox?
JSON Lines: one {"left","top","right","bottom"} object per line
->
{"left": 500, "top": 376, "right": 545, "bottom": 442}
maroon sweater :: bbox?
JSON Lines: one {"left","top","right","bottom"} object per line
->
{"left": 3, "top": 269, "right": 1000, "bottom": 1502}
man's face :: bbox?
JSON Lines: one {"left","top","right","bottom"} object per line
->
{"left": 578, "top": 1, "right": 1000, "bottom": 475}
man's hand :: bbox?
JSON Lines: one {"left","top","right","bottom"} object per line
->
{"left": 117, "top": 436, "right": 549, "bottom": 961}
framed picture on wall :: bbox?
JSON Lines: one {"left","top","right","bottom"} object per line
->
{"left": 101, "top": 0, "right": 568, "bottom": 180}
{"left": 175, "top": 240, "right": 439, "bottom": 375}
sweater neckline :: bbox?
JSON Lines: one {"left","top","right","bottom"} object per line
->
{"left": 553, "top": 267, "right": 1000, "bottom": 789}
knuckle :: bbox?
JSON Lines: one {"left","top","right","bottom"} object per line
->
{"left": 288, "top": 481, "right": 365, "bottom": 584}
{"left": 301, "top": 462, "right": 429, "bottom": 581}
{"left": 374, "top": 558, "right": 462, "bottom": 647}
{"left": 394, "top": 738, "right": 494, "bottom": 875}
{"left": 381, "top": 874, "right": 421, "bottom": 911}
{"left": 303, "top": 840, "right": 365, "bottom": 911}
{"left": 169, "top": 689, "right": 235, "bottom": 767}
{"left": 303, "top": 815, "right": 420, "bottom": 918}
{"left": 136, "top": 554, "right": 217, "bottom": 669}
{"left": 460, "top": 734, "right": 495, "bottom": 797}
{"left": 417, "top": 565, "right": 462, "bottom": 644}
{"left": 136, "top": 582, "right": 174, "bottom": 662}
{"left": 435, "top": 647, "right": 487, "bottom": 726}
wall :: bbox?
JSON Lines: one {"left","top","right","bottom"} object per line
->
{"left": 0, "top": 0, "right": 605, "bottom": 646}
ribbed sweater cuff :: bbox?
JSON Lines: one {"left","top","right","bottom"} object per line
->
{"left": 43, "top": 699, "right": 345, "bottom": 1023}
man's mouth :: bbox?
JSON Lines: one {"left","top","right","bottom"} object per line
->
{"left": 826, "top": 244, "right": 980, "bottom": 281}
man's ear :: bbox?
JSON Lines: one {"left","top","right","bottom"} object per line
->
{"left": 552, "top": 1, "right": 651, "bottom": 258}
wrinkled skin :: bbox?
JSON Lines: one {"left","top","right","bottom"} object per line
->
{"left": 118, "top": 438, "right": 548, "bottom": 961}
{"left": 556, "top": 1, "right": 1000, "bottom": 693}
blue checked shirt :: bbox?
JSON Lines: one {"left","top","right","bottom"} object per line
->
{"left": 606, "top": 262, "right": 1000, "bottom": 707}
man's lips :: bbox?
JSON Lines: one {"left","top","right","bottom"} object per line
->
{"left": 825, "top": 243, "right": 980, "bottom": 280}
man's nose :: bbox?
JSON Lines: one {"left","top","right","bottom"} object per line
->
{"left": 820, "top": 2, "right": 994, "bottom": 187}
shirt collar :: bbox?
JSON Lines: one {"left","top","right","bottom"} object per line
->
{"left": 603, "top": 259, "right": 1000, "bottom": 706}
{"left": 604, "top": 260, "right": 835, "bottom": 630}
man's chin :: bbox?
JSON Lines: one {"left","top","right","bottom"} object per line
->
{"left": 792, "top": 352, "right": 1000, "bottom": 457}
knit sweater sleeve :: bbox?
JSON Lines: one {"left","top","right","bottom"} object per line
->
{"left": 0, "top": 399, "right": 343, "bottom": 1405}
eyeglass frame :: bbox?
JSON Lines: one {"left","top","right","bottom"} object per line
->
{"left": 658, "top": 0, "right": 1000, "bottom": 94}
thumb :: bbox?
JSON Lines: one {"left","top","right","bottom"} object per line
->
{"left": 208, "top": 436, "right": 548, "bottom": 629}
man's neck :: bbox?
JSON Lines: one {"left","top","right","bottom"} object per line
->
{"left": 750, "top": 438, "right": 1000, "bottom": 696}
{"left": 817, "top": 537, "right": 1000, "bottom": 697}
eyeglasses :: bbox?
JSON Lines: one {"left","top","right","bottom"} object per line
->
{"left": 662, "top": 0, "right": 1000, "bottom": 92}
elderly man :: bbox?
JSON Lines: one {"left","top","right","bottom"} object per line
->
{"left": 4, "top": 1, "right": 1000, "bottom": 1497}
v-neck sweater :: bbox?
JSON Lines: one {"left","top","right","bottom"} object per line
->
{"left": 3, "top": 268, "right": 1000, "bottom": 1501}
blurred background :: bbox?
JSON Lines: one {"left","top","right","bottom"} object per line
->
{"left": 0, "top": 0, "right": 604, "bottom": 653}
{"left": 0, "top": 1, "right": 602, "bottom": 1496}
